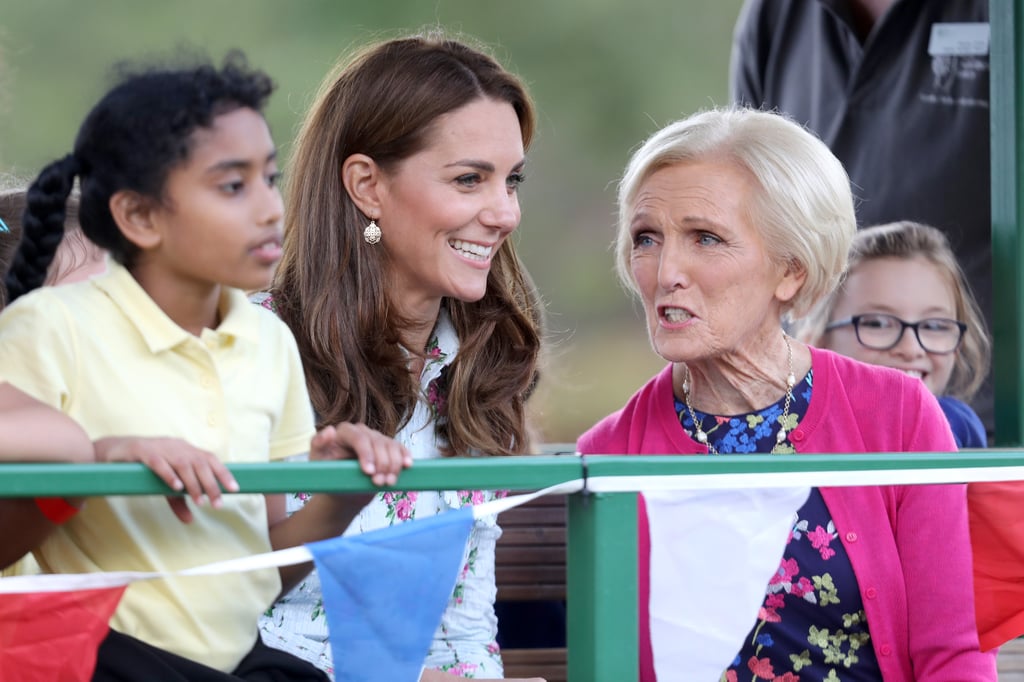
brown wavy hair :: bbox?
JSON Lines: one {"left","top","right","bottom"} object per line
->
{"left": 271, "top": 31, "right": 543, "bottom": 456}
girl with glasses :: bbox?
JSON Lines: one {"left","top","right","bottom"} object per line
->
{"left": 794, "top": 220, "right": 991, "bottom": 447}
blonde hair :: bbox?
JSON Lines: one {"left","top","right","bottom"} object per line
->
{"left": 615, "top": 107, "right": 856, "bottom": 320}
{"left": 794, "top": 221, "right": 991, "bottom": 401}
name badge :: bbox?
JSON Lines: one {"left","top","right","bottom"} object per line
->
{"left": 928, "top": 22, "right": 990, "bottom": 56}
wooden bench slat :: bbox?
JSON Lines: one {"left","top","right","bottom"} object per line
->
{"left": 496, "top": 495, "right": 568, "bottom": 679}
{"left": 499, "top": 527, "right": 567, "bottom": 544}
{"left": 496, "top": 564, "right": 566, "bottom": 579}
{"left": 498, "top": 585, "right": 567, "bottom": 601}
{"left": 503, "top": 650, "right": 567, "bottom": 682}
{"left": 496, "top": 546, "right": 565, "bottom": 564}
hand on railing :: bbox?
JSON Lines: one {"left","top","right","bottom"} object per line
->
{"left": 309, "top": 422, "right": 412, "bottom": 487}
{"left": 93, "top": 436, "right": 239, "bottom": 523}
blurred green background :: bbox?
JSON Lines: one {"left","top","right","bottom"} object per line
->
{"left": 0, "top": 0, "right": 745, "bottom": 445}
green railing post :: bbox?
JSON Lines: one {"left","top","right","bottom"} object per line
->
{"left": 567, "top": 490, "right": 638, "bottom": 682}
{"left": 991, "top": 0, "right": 1024, "bottom": 446}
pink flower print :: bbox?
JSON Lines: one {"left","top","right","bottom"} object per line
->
{"left": 457, "top": 490, "right": 485, "bottom": 507}
{"left": 495, "top": 489, "right": 509, "bottom": 499}
{"left": 487, "top": 642, "right": 501, "bottom": 656}
{"left": 776, "top": 674, "right": 800, "bottom": 682}
{"left": 384, "top": 491, "right": 417, "bottom": 524}
{"left": 807, "top": 525, "right": 836, "bottom": 560}
{"left": 428, "top": 345, "right": 442, "bottom": 358}
{"left": 451, "top": 546, "right": 478, "bottom": 607}
{"left": 759, "top": 593, "right": 786, "bottom": 623}
{"left": 791, "top": 576, "right": 814, "bottom": 598}
{"left": 747, "top": 656, "right": 776, "bottom": 679}
{"left": 769, "top": 558, "right": 798, "bottom": 589}
{"left": 724, "top": 671, "right": 738, "bottom": 682}
{"left": 395, "top": 497, "right": 415, "bottom": 521}
{"left": 443, "top": 661, "right": 479, "bottom": 676}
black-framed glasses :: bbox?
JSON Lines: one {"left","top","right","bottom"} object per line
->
{"left": 824, "top": 313, "right": 966, "bottom": 354}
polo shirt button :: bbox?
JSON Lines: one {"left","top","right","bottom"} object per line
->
{"left": 791, "top": 429, "right": 805, "bottom": 441}
{"left": 880, "top": 644, "right": 892, "bottom": 656}
{"left": 846, "top": 532, "right": 858, "bottom": 542}
{"left": 865, "top": 587, "right": 877, "bottom": 599}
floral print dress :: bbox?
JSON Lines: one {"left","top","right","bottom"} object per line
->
{"left": 259, "top": 310, "right": 506, "bottom": 679}
{"left": 676, "top": 370, "right": 883, "bottom": 681}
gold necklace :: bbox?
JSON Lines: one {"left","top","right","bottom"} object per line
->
{"left": 681, "top": 333, "right": 796, "bottom": 455}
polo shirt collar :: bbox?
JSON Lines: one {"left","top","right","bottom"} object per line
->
{"left": 91, "top": 259, "right": 261, "bottom": 354}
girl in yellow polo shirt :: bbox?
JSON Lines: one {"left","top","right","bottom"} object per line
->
{"left": 0, "top": 52, "right": 410, "bottom": 680}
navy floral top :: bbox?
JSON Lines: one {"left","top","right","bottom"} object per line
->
{"left": 675, "top": 370, "right": 883, "bottom": 681}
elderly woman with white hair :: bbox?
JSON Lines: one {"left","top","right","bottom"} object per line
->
{"left": 577, "top": 108, "right": 995, "bottom": 681}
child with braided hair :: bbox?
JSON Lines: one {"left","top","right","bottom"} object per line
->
{"left": 0, "top": 51, "right": 410, "bottom": 680}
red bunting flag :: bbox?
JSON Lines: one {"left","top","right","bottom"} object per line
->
{"left": 0, "top": 586, "right": 125, "bottom": 681}
{"left": 968, "top": 481, "right": 1024, "bottom": 651}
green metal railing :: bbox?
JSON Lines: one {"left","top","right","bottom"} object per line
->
{"left": 6, "top": 451, "right": 1024, "bottom": 680}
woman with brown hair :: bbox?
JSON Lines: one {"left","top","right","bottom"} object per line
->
{"left": 258, "top": 31, "right": 544, "bottom": 681}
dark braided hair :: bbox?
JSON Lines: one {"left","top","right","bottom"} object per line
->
{"left": 4, "top": 50, "right": 274, "bottom": 303}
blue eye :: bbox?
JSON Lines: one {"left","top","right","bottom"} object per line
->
{"left": 456, "top": 174, "right": 481, "bottom": 187}
{"left": 697, "top": 233, "right": 722, "bottom": 246}
{"left": 633, "top": 232, "right": 656, "bottom": 248}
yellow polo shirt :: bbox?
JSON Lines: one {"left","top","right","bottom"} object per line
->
{"left": 0, "top": 260, "right": 315, "bottom": 672}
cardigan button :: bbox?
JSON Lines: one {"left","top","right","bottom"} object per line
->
{"left": 880, "top": 644, "right": 892, "bottom": 656}
{"left": 865, "top": 587, "right": 877, "bottom": 599}
{"left": 791, "top": 429, "right": 805, "bottom": 441}
{"left": 845, "top": 532, "right": 858, "bottom": 542}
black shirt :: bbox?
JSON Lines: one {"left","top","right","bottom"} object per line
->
{"left": 730, "top": 0, "right": 992, "bottom": 431}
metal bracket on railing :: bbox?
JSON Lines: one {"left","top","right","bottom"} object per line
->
{"left": 579, "top": 453, "right": 591, "bottom": 507}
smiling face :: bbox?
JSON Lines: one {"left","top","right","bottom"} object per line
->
{"left": 627, "top": 159, "right": 803, "bottom": 365}
{"left": 823, "top": 255, "right": 958, "bottom": 395}
{"left": 141, "top": 106, "right": 284, "bottom": 296}
{"left": 374, "top": 97, "right": 525, "bottom": 322}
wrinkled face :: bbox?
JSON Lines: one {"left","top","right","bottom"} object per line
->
{"left": 627, "top": 160, "right": 800, "bottom": 363}
{"left": 144, "top": 107, "right": 284, "bottom": 294}
{"left": 376, "top": 97, "right": 525, "bottom": 321}
{"left": 823, "top": 256, "right": 959, "bottom": 396}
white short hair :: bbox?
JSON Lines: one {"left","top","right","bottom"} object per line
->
{"left": 615, "top": 107, "right": 856, "bottom": 318}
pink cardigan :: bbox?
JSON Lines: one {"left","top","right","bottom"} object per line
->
{"left": 577, "top": 346, "right": 995, "bottom": 681}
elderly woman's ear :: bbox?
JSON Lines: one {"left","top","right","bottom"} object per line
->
{"left": 775, "top": 259, "right": 807, "bottom": 305}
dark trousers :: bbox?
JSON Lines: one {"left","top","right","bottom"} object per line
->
{"left": 92, "top": 630, "right": 329, "bottom": 682}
